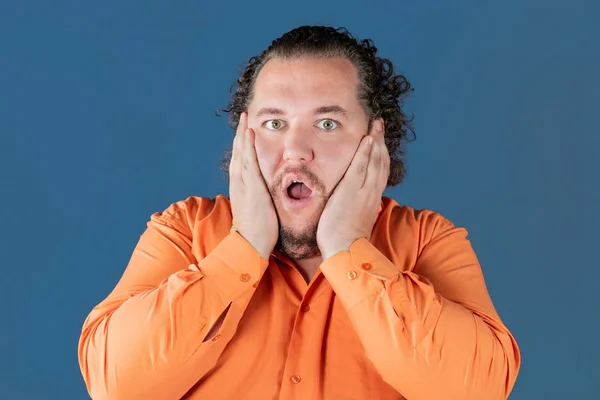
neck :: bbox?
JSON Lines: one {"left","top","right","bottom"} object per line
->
{"left": 293, "top": 255, "right": 323, "bottom": 284}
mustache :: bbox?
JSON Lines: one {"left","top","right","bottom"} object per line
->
{"left": 269, "top": 164, "right": 326, "bottom": 199}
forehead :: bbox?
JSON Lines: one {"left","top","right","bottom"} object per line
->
{"left": 250, "top": 57, "right": 362, "bottom": 112}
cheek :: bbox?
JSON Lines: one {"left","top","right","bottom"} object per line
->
{"left": 254, "top": 136, "right": 279, "bottom": 182}
{"left": 316, "top": 141, "right": 358, "bottom": 186}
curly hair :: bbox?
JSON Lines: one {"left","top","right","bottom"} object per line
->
{"left": 218, "top": 25, "right": 415, "bottom": 186}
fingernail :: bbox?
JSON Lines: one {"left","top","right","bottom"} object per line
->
{"left": 368, "top": 136, "right": 374, "bottom": 145}
{"left": 377, "top": 121, "right": 384, "bottom": 132}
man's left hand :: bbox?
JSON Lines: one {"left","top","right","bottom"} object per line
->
{"left": 317, "top": 119, "right": 390, "bottom": 261}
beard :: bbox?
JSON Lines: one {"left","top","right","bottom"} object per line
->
{"left": 274, "top": 200, "right": 326, "bottom": 260}
{"left": 269, "top": 164, "right": 329, "bottom": 260}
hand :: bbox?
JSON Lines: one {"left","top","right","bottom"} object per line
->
{"left": 317, "top": 119, "right": 389, "bottom": 260}
{"left": 229, "top": 112, "right": 279, "bottom": 259}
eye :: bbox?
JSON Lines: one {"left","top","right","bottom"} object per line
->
{"left": 264, "top": 119, "right": 284, "bottom": 130}
{"left": 317, "top": 119, "right": 339, "bottom": 130}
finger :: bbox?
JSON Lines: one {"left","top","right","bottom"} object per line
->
{"left": 364, "top": 136, "right": 381, "bottom": 188}
{"left": 242, "top": 128, "right": 264, "bottom": 180}
{"left": 370, "top": 119, "right": 383, "bottom": 137}
{"left": 230, "top": 112, "right": 248, "bottom": 181}
{"left": 376, "top": 119, "right": 390, "bottom": 188}
{"left": 378, "top": 135, "right": 391, "bottom": 189}
{"left": 344, "top": 133, "right": 373, "bottom": 189}
{"left": 364, "top": 120, "right": 385, "bottom": 189}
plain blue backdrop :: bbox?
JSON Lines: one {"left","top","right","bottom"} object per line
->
{"left": 1, "top": 0, "right": 598, "bottom": 398}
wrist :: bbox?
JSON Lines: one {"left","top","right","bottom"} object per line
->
{"left": 258, "top": 248, "right": 272, "bottom": 260}
{"left": 319, "top": 243, "right": 351, "bottom": 261}
{"left": 232, "top": 229, "right": 272, "bottom": 260}
{"left": 320, "top": 235, "right": 370, "bottom": 260}
{"left": 252, "top": 241, "right": 272, "bottom": 260}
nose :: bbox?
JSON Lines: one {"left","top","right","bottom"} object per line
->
{"left": 282, "top": 126, "right": 314, "bottom": 162}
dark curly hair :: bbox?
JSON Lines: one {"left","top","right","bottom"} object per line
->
{"left": 218, "top": 25, "right": 415, "bottom": 186}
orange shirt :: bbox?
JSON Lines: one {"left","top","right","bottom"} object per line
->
{"left": 78, "top": 195, "right": 520, "bottom": 399}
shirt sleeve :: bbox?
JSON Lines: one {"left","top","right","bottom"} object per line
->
{"left": 319, "top": 214, "right": 521, "bottom": 400}
{"left": 77, "top": 199, "right": 268, "bottom": 400}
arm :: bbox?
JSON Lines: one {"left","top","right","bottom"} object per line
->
{"left": 77, "top": 199, "right": 268, "bottom": 400}
{"left": 319, "top": 213, "right": 521, "bottom": 400}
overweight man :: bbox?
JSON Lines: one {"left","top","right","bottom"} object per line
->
{"left": 78, "top": 25, "right": 521, "bottom": 400}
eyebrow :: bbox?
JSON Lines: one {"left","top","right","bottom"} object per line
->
{"left": 315, "top": 105, "right": 348, "bottom": 116}
{"left": 256, "top": 107, "right": 285, "bottom": 117}
{"left": 255, "top": 105, "right": 349, "bottom": 117}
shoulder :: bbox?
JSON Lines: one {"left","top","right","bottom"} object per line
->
{"left": 380, "top": 196, "right": 465, "bottom": 251}
{"left": 382, "top": 196, "right": 456, "bottom": 229}
{"left": 148, "top": 194, "right": 232, "bottom": 233}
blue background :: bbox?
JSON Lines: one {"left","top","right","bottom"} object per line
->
{"left": 1, "top": 1, "right": 598, "bottom": 398}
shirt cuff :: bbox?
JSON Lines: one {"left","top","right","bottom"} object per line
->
{"left": 319, "top": 237, "right": 401, "bottom": 310}
{"left": 199, "top": 231, "right": 269, "bottom": 304}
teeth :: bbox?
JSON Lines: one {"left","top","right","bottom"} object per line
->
{"left": 292, "top": 180, "right": 303, "bottom": 184}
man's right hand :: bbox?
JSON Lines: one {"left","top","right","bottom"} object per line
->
{"left": 229, "top": 112, "right": 279, "bottom": 260}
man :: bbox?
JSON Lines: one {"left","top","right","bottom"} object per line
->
{"left": 78, "top": 26, "right": 520, "bottom": 399}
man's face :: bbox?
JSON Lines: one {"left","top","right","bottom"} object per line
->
{"left": 247, "top": 56, "right": 370, "bottom": 259}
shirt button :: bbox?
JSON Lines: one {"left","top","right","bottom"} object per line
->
{"left": 347, "top": 271, "right": 358, "bottom": 280}
{"left": 361, "top": 263, "right": 372, "bottom": 271}
{"left": 240, "top": 273, "right": 251, "bottom": 282}
{"left": 302, "top": 305, "right": 310, "bottom": 312}
{"left": 290, "top": 374, "right": 302, "bottom": 384}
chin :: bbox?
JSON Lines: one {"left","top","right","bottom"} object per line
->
{"left": 272, "top": 191, "right": 328, "bottom": 260}
{"left": 281, "top": 218, "right": 317, "bottom": 237}
{"left": 276, "top": 220, "right": 321, "bottom": 260}
{"left": 276, "top": 199, "right": 324, "bottom": 231}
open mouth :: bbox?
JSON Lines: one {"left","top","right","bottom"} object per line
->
{"left": 286, "top": 179, "right": 313, "bottom": 201}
